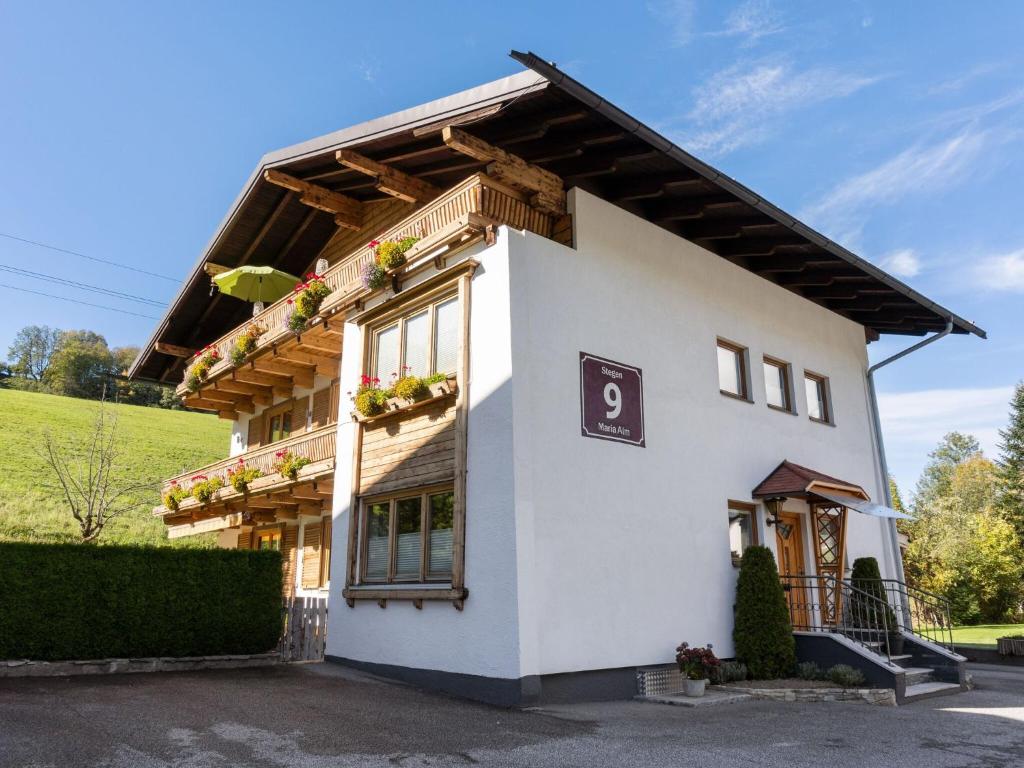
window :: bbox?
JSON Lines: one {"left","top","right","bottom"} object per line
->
{"left": 360, "top": 487, "right": 454, "bottom": 583}
{"left": 804, "top": 372, "right": 832, "bottom": 424}
{"left": 371, "top": 295, "right": 459, "bottom": 381}
{"left": 763, "top": 357, "right": 793, "bottom": 412}
{"left": 256, "top": 529, "right": 281, "bottom": 551}
{"left": 728, "top": 502, "right": 758, "bottom": 565}
{"left": 717, "top": 339, "right": 749, "bottom": 400}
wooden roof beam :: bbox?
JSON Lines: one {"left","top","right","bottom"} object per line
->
{"left": 442, "top": 126, "right": 566, "bottom": 215}
{"left": 263, "top": 169, "right": 363, "bottom": 230}
{"left": 154, "top": 342, "right": 195, "bottom": 358}
{"left": 335, "top": 149, "right": 442, "bottom": 204}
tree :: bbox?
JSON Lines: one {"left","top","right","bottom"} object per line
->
{"left": 903, "top": 448, "right": 1023, "bottom": 623}
{"left": 44, "top": 330, "right": 115, "bottom": 399}
{"left": 996, "top": 382, "right": 1024, "bottom": 542}
{"left": 7, "top": 325, "right": 60, "bottom": 381}
{"left": 913, "top": 432, "right": 981, "bottom": 510}
{"left": 733, "top": 546, "right": 795, "bottom": 679}
{"left": 37, "top": 404, "right": 151, "bottom": 542}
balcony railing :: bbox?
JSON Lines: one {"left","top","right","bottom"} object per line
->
{"left": 177, "top": 173, "right": 553, "bottom": 398}
{"left": 161, "top": 423, "right": 337, "bottom": 495}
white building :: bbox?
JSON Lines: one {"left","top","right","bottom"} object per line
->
{"left": 131, "top": 53, "right": 981, "bottom": 705}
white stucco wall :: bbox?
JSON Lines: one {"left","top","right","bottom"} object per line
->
{"left": 506, "top": 188, "right": 895, "bottom": 676}
{"left": 325, "top": 237, "right": 525, "bottom": 680}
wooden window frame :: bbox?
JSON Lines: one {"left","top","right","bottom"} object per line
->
{"left": 368, "top": 292, "right": 459, "bottom": 382}
{"left": 803, "top": 370, "right": 834, "bottom": 425}
{"left": 263, "top": 400, "right": 294, "bottom": 444}
{"left": 357, "top": 483, "right": 455, "bottom": 585}
{"left": 763, "top": 356, "right": 795, "bottom": 414}
{"left": 717, "top": 338, "right": 751, "bottom": 402}
{"left": 255, "top": 526, "right": 283, "bottom": 551}
{"left": 727, "top": 501, "right": 759, "bottom": 567}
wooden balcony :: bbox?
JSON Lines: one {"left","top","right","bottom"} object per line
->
{"left": 178, "top": 173, "right": 556, "bottom": 415}
{"left": 157, "top": 424, "right": 336, "bottom": 537}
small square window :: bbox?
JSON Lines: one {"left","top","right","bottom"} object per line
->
{"left": 763, "top": 357, "right": 793, "bottom": 412}
{"left": 728, "top": 502, "right": 758, "bottom": 565}
{"left": 717, "top": 340, "right": 749, "bottom": 400}
{"left": 804, "top": 372, "right": 832, "bottom": 424}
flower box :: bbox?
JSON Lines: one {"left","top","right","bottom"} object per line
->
{"left": 351, "top": 376, "right": 457, "bottom": 423}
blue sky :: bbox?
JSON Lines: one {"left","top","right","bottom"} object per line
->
{"left": 2, "top": 1, "right": 1022, "bottom": 495}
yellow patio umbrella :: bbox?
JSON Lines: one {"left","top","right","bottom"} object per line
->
{"left": 213, "top": 265, "right": 300, "bottom": 315}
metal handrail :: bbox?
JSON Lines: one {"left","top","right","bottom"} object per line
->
{"left": 780, "top": 573, "right": 896, "bottom": 660}
{"left": 878, "top": 578, "right": 955, "bottom": 651}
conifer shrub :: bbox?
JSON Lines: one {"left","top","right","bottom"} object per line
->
{"left": 850, "top": 556, "right": 898, "bottom": 633}
{"left": 732, "top": 545, "right": 796, "bottom": 679}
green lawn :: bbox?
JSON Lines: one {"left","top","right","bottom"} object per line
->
{"left": 0, "top": 388, "right": 230, "bottom": 546}
{"left": 950, "top": 624, "right": 1024, "bottom": 647}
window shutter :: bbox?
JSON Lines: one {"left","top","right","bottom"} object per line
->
{"left": 329, "top": 379, "right": 340, "bottom": 423}
{"left": 281, "top": 525, "right": 299, "bottom": 597}
{"left": 246, "top": 414, "right": 263, "bottom": 449}
{"left": 320, "top": 516, "right": 332, "bottom": 587}
{"left": 301, "top": 522, "right": 322, "bottom": 589}
{"left": 311, "top": 387, "right": 330, "bottom": 428}
{"left": 291, "top": 396, "right": 310, "bottom": 435}
{"left": 237, "top": 530, "right": 252, "bottom": 549}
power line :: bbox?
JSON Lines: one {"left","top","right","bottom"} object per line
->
{"left": 0, "top": 231, "right": 181, "bottom": 283}
{"left": 0, "top": 264, "right": 168, "bottom": 308}
{"left": 0, "top": 282, "right": 160, "bottom": 320}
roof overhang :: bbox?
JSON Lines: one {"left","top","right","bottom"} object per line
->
{"left": 131, "top": 52, "right": 985, "bottom": 384}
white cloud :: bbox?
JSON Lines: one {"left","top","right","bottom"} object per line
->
{"left": 972, "top": 248, "right": 1024, "bottom": 292}
{"left": 800, "top": 129, "right": 989, "bottom": 246}
{"left": 680, "top": 60, "right": 880, "bottom": 156}
{"left": 647, "top": 0, "right": 698, "bottom": 46}
{"left": 878, "top": 248, "right": 921, "bottom": 278}
{"left": 709, "top": 0, "right": 786, "bottom": 45}
{"left": 878, "top": 386, "right": 1012, "bottom": 492}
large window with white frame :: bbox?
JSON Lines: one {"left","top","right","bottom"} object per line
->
{"left": 370, "top": 294, "right": 459, "bottom": 381}
{"left": 360, "top": 486, "right": 455, "bottom": 584}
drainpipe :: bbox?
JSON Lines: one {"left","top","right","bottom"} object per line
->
{"left": 865, "top": 319, "right": 953, "bottom": 587}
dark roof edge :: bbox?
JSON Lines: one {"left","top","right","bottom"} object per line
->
{"left": 129, "top": 70, "right": 550, "bottom": 379}
{"left": 510, "top": 50, "right": 986, "bottom": 340}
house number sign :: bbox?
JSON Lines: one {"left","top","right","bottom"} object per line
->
{"left": 579, "top": 352, "right": 645, "bottom": 448}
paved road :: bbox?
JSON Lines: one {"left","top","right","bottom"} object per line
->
{"left": 1, "top": 663, "right": 1023, "bottom": 767}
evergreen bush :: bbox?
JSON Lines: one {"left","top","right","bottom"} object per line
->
{"left": 733, "top": 545, "right": 795, "bottom": 679}
{"left": 850, "top": 556, "right": 898, "bottom": 632}
{"left": 0, "top": 543, "right": 282, "bottom": 660}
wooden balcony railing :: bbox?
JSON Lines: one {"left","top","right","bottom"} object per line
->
{"left": 177, "top": 173, "right": 554, "bottom": 399}
{"left": 162, "top": 423, "right": 337, "bottom": 492}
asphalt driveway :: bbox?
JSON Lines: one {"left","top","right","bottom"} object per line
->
{"left": 1, "top": 662, "right": 1023, "bottom": 767}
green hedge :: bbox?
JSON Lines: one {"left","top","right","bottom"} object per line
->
{"left": 0, "top": 543, "right": 282, "bottom": 660}
{"left": 733, "top": 545, "right": 796, "bottom": 679}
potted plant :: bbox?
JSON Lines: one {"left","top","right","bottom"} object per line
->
{"left": 230, "top": 322, "right": 266, "bottom": 366}
{"left": 284, "top": 273, "right": 332, "bottom": 332}
{"left": 273, "top": 450, "right": 311, "bottom": 481}
{"left": 184, "top": 345, "right": 221, "bottom": 392}
{"left": 350, "top": 374, "right": 395, "bottom": 417}
{"left": 359, "top": 237, "right": 420, "bottom": 291}
{"left": 226, "top": 457, "right": 262, "bottom": 493}
{"left": 675, "top": 643, "right": 720, "bottom": 697}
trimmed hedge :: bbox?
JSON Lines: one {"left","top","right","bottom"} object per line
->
{"left": 0, "top": 543, "right": 282, "bottom": 661}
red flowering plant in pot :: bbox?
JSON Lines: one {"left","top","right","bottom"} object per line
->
{"left": 184, "top": 344, "right": 221, "bottom": 392}
{"left": 285, "top": 273, "right": 332, "bottom": 332}
{"left": 675, "top": 643, "right": 720, "bottom": 697}
{"left": 226, "top": 457, "right": 262, "bottom": 493}
{"left": 350, "top": 374, "right": 395, "bottom": 418}
{"left": 273, "top": 449, "right": 311, "bottom": 481}
{"left": 359, "top": 237, "right": 420, "bottom": 291}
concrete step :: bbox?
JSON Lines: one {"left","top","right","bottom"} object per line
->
{"left": 902, "top": 681, "right": 962, "bottom": 703}
{"left": 902, "top": 667, "right": 935, "bottom": 687}
{"left": 889, "top": 654, "right": 914, "bottom": 667}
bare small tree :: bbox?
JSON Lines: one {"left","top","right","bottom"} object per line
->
{"left": 39, "top": 403, "right": 152, "bottom": 542}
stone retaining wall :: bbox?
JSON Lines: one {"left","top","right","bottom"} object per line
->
{"left": 726, "top": 685, "right": 896, "bottom": 706}
{"left": 1, "top": 653, "right": 280, "bottom": 678}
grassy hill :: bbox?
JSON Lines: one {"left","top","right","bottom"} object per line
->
{"left": 0, "top": 389, "right": 230, "bottom": 546}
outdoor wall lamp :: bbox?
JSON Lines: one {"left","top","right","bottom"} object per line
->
{"left": 764, "top": 496, "right": 787, "bottom": 527}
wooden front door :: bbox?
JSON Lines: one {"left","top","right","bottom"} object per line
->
{"left": 775, "top": 512, "right": 809, "bottom": 628}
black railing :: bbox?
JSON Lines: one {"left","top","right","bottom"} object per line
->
{"left": 878, "top": 579, "right": 955, "bottom": 651}
{"left": 780, "top": 574, "right": 956, "bottom": 659}
{"left": 781, "top": 574, "right": 897, "bottom": 659}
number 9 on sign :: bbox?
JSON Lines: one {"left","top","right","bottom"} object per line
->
{"left": 604, "top": 382, "right": 622, "bottom": 419}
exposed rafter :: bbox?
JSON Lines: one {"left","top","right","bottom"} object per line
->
{"left": 154, "top": 342, "right": 194, "bottom": 358}
{"left": 441, "top": 126, "right": 566, "bottom": 215}
{"left": 263, "top": 169, "right": 364, "bottom": 229}
{"left": 335, "top": 149, "right": 441, "bottom": 204}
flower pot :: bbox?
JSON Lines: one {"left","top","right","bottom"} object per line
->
{"left": 888, "top": 632, "right": 905, "bottom": 657}
{"left": 683, "top": 678, "right": 707, "bottom": 697}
